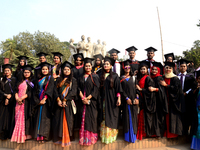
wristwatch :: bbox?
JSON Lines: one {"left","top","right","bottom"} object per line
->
{"left": 88, "top": 100, "right": 91, "bottom": 105}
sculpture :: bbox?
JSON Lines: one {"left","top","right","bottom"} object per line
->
{"left": 101, "top": 41, "right": 106, "bottom": 57}
{"left": 76, "top": 35, "right": 89, "bottom": 57}
{"left": 68, "top": 38, "right": 77, "bottom": 63}
{"left": 86, "top": 37, "right": 93, "bottom": 58}
{"left": 93, "top": 39, "right": 102, "bottom": 55}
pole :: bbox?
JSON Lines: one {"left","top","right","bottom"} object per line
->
{"left": 157, "top": 7, "right": 164, "bottom": 62}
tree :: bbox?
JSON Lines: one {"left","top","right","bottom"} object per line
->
{"left": 182, "top": 40, "right": 200, "bottom": 68}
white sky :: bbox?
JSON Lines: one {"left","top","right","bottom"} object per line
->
{"left": 0, "top": 0, "right": 200, "bottom": 62}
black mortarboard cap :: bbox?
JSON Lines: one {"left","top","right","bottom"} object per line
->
{"left": 108, "top": 48, "right": 120, "bottom": 54}
{"left": 145, "top": 47, "right": 157, "bottom": 52}
{"left": 177, "top": 59, "right": 189, "bottom": 65}
{"left": 36, "top": 52, "right": 48, "bottom": 57}
{"left": 84, "top": 57, "right": 94, "bottom": 64}
{"left": 93, "top": 54, "right": 104, "bottom": 61}
{"left": 22, "top": 65, "right": 34, "bottom": 71}
{"left": 164, "top": 53, "right": 175, "bottom": 61}
{"left": 39, "top": 62, "right": 52, "bottom": 68}
{"left": 139, "top": 61, "right": 150, "bottom": 68}
{"left": 164, "top": 62, "right": 175, "bottom": 67}
{"left": 120, "top": 59, "right": 131, "bottom": 67}
{"left": 73, "top": 53, "right": 84, "bottom": 61}
{"left": 104, "top": 56, "right": 115, "bottom": 66}
{"left": 51, "top": 52, "right": 63, "bottom": 57}
{"left": 61, "top": 61, "right": 74, "bottom": 69}
{"left": 2, "top": 64, "right": 15, "bottom": 70}
{"left": 17, "top": 56, "right": 29, "bottom": 60}
{"left": 152, "top": 62, "right": 163, "bottom": 75}
{"left": 125, "top": 46, "right": 138, "bottom": 52}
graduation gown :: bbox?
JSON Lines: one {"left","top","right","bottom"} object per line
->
{"left": 32, "top": 76, "right": 54, "bottom": 140}
{"left": 152, "top": 76, "right": 168, "bottom": 137}
{"left": 121, "top": 76, "right": 139, "bottom": 135}
{"left": 139, "top": 76, "right": 157, "bottom": 137}
{"left": 52, "top": 77, "right": 77, "bottom": 142}
{"left": 100, "top": 72, "right": 122, "bottom": 129}
{"left": 77, "top": 74, "right": 100, "bottom": 133}
{"left": 0, "top": 77, "right": 16, "bottom": 140}
{"left": 72, "top": 66, "right": 84, "bottom": 80}
{"left": 14, "top": 69, "right": 23, "bottom": 82}
{"left": 92, "top": 66, "right": 102, "bottom": 78}
{"left": 163, "top": 76, "right": 185, "bottom": 136}
{"left": 34, "top": 65, "right": 41, "bottom": 80}
{"left": 178, "top": 73, "right": 197, "bottom": 134}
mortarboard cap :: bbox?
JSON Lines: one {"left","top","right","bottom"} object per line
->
{"left": 164, "top": 53, "right": 175, "bottom": 61}
{"left": 177, "top": 59, "right": 189, "bottom": 65}
{"left": 93, "top": 54, "right": 104, "bottom": 61}
{"left": 164, "top": 62, "right": 175, "bottom": 68}
{"left": 51, "top": 52, "right": 63, "bottom": 57}
{"left": 139, "top": 61, "right": 150, "bottom": 68}
{"left": 104, "top": 56, "right": 115, "bottom": 66}
{"left": 120, "top": 59, "right": 132, "bottom": 67}
{"left": 22, "top": 65, "right": 34, "bottom": 71}
{"left": 2, "top": 64, "right": 15, "bottom": 70}
{"left": 36, "top": 52, "right": 48, "bottom": 57}
{"left": 61, "top": 61, "right": 74, "bottom": 69}
{"left": 84, "top": 57, "right": 94, "bottom": 64}
{"left": 145, "top": 47, "right": 157, "bottom": 52}
{"left": 108, "top": 48, "right": 120, "bottom": 54}
{"left": 39, "top": 62, "right": 52, "bottom": 68}
{"left": 125, "top": 46, "right": 138, "bottom": 52}
{"left": 17, "top": 56, "right": 29, "bottom": 60}
{"left": 73, "top": 53, "right": 84, "bottom": 61}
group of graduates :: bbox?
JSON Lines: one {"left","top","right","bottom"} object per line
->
{"left": 0, "top": 45, "right": 200, "bottom": 149}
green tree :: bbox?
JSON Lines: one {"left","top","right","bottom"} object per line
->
{"left": 182, "top": 40, "right": 200, "bottom": 68}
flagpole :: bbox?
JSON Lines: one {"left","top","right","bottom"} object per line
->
{"left": 157, "top": 7, "right": 164, "bottom": 62}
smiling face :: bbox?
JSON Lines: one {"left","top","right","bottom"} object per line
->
{"left": 147, "top": 51, "right": 155, "bottom": 59}
{"left": 84, "top": 63, "right": 92, "bottom": 72}
{"left": 140, "top": 66, "right": 148, "bottom": 75}
{"left": 110, "top": 53, "right": 118, "bottom": 60}
{"left": 167, "top": 56, "right": 173, "bottom": 62}
{"left": 54, "top": 56, "right": 60, "bottom": 64}
{"left": 42, "top": 66, "right": 49, "bottom": 76}
{"left": 95, "top": 58, "right": 101, "bottom": 66}
{"left": 39, "top": 56, "right": 46, "bottom": 63}
{"left": 179, "top": 64, "right": 187, "bottom": 73}
{"left": 75, "top": 57, "right": 82, "bottom": 66}
{"left": 63, "top": 66, "right": 71, "bottom": 76}
{"left": 164, "top": 66, "right": 172, "bottom": 74}
{"left": 129, "top": 51, "right": 136, "bottom": 59}
{"left": 151, "top": 67, "right": 158, "bottom": 75}
{"left": 124, "top": 65, "right": 131, "bottom": 74}
{"left": 103, "top": 61, "right": 112, "bottom": 71}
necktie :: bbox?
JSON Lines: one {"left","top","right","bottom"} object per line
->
{"left": 180, "top": 74, "right": 184, "bottom": 89}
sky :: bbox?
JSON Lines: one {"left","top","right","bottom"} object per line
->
{"left": 0, "top": 0, "right": 200, "bottom": 62}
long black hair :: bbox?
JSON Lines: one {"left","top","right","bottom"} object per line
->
{"left": 137, "top": 65, "right": 149, "bottom": 81}
{"left": 54, "top": 56, "right": 62, "bottom": 75}
{"left": 120, "top": 65, "right": 134, "bottom": 77}
{"left": 57, "top": 67, "right": 73, "bottom": 88}
{"left": 38, "top": 66, "right": 51, "bottom": 79}
{"left": 15, "top": 59, "right": 26, "bottom": 75}
{"left": 1, "top": 68, "right": 13, "bottom": 91}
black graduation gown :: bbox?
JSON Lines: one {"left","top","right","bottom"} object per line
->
{"left": 14, "top": 69, "right": 23, "bottom": 82}
{"left": 152, "top": 76, "right": 168, "bottom": 137}
{"left": 52, "top": 77, "right": 77, "bottom": 142}
{"left": 130, "top": 60, "right": 139, "bottom": 73}
{"left": 121, "top": 76, "right": 139, "bottom": 135}
{"left": 92, "top": 66, "right": 102, "bottom": 78}
{"left": 78, "top": 74, "right": 100, "bottom": 133}
{"left": 100, "top": 72, "right": 122, "bottom": 129}
{"left": 34, "top": 65, "right": 41, "bottom": 80}
{"left": 0, "top": 77, "right": 16, "bottom": 140}
{"left": 163, "top": 76, "right": 185, "bottom": 135}
{"left": 32, "top": 76, "right": 54, "bottom": 140}
{"left": 72, "top": 67, "right": 84, "bottom": 80}
{"left": 181, "top": 74, "right": 197, "bottom": 134}
{"left": 139, "top": 76, "right": 157, "bottom": 137}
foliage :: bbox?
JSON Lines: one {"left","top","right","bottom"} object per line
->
{"left": 0, "top": 31, "right": 71, "bottom": 68}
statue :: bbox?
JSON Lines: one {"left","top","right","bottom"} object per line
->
{"left": 86, "top": 37, "right": 93, "bottom": 58}
{"left": 68, "top": 38, "right": 77, "bottom": 63}
{"left": 101, "top": 41, "right": 106, "bottom": 57}
{"left": 76, "top": 35, "right": 89, "bottom": 57}
{"left": 94, "top": 39, "right": 102, "bottom": 55}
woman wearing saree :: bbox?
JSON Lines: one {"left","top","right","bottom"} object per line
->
{"left": 32, "top": 62, "right": 54, "bottom": 143}
{"left": 52, "top": 61, "right": 77, "bottom": 147}
{"left": 11, "top": 65, "right": 34, "bottom": 143}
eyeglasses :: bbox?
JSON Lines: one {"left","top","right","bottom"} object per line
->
{"left": 124, "top": 66, "right": 130, "bottom": 69}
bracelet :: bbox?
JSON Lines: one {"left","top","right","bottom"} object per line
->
{"left": 136, "top": 96, "right": 139, "bottom": 99}
{"left": 57, "top": 97, "right": 61, "bottom": 102}
{"left": 156, "top": 88, "right": 159, "bottom": 92}
{"left": 126, "top": 97, "right": 129, "bottom": 101}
